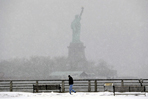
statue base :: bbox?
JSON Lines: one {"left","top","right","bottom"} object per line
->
{"left": 67, "top": 42, "right": 87, "bottom": 71}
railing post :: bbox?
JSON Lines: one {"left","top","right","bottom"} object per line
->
{"left": 36, "top": 80, "right": 38, "bottom": 92}
{"left": 121, "top": 80, "right": 124, "bottom": 86}
{"left": 88, "top": 80, "right": 91, "bottom": 92}
{"left": 95, "top": 80, "right": 97, "bottom": 92}
{"left": 139, "top": 79, "right": 143, "bottom": 86}
{"left": 10, "top": 81, "right": 13, "bottom": 92}
{"left": 62, "top": 80, "right": 65, "bottom": 92}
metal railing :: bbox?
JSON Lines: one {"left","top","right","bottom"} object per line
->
{"left": 0, "top": 79, "right": 148, "bottom": 92}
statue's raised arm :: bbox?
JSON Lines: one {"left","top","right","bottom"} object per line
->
{"left": 79, "top": 7, "right": 84, "bottom": 18}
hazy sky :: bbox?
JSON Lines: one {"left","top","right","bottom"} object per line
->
{"left": 0, "top": 0, "right": 148, "bottom": 78}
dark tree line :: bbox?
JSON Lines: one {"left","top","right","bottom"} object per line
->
{"left": 0, "top": 56, "right": 117, "bottom": 80}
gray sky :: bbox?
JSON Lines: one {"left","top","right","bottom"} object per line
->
{"left": 0, "top": 0, "right": 148, "bottom": 78}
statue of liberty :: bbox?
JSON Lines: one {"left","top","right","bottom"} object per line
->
{"left": 71, "top": 7, "right": 84, "bottom": 43}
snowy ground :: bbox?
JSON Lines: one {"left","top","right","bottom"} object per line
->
{"left": 0, "top": 92, "right": 147, "bottom": 99}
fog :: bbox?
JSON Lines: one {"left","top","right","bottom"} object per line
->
{"left": 0, "top": 0, "right": 148, "bottom": 79}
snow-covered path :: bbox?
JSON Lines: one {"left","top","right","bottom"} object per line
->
{"left": 0, "top": 92, "right": 147, "bottom": 99}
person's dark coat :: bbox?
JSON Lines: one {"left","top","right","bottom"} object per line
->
{"left": 68, "top": 75, "right": 74, "bottom": 85}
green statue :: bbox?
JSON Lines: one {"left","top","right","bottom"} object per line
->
{"left": 71, "top": 7, "right": 84, "bottom": 43}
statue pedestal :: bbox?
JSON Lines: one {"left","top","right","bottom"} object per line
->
{"left": 67, "top": 42, "right": 86, "bottom": 70}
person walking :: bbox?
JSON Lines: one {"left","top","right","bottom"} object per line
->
{"left": 68, "top": 75, "right": 76, "bottom": 94}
